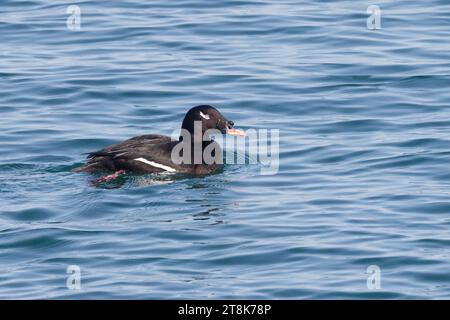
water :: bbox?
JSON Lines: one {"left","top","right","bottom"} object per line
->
{"left": 1, "top": 0, "right": 450, "bottom": 299}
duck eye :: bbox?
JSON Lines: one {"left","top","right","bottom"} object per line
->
{"left": 199, "top": 111, "right": 210, "bottom": 120}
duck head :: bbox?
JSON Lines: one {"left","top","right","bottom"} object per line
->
{"left": 180, "top": 105, "right": 245, "bottom": 141}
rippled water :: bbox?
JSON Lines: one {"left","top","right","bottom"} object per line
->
{"left": 1, "top": 0, "right": 450, "bottom": 299}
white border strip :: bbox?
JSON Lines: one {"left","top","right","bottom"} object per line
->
{"left": 134, "top": 157, "right": 176, "bottom": 172}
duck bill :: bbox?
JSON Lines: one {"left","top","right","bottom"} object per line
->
{"left": 226, "top": 128, "right": 246, "bottom": 136}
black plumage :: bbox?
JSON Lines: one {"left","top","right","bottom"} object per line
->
{"left": 72, "top": 105, "right": 243, "bottom": 175}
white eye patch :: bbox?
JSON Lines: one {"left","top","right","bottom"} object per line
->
{"left": 199, "top": 111, "right": 210, "bottom": 120}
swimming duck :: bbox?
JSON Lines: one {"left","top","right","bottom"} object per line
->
{"left": 72, "top": 105, "right": 245, "bottom": 176}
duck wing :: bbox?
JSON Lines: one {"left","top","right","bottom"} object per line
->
{"left": 87, "top": 134, "right": 171, "bottom": 159}
{"left": 73, "top": 134, "right": 176, "bottom": 173}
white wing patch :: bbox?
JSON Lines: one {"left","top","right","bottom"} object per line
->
{"left": 134, "top": 158, "right": 176, "bottom": 172}
{"left": 199, "top": 111, "right": 210, "bottom": 120}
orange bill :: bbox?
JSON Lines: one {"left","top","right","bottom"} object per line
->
{"left": 226, "top": 128, "right": 246, "bottom": 136}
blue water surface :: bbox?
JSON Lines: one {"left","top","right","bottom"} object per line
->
{"left": 1, "top": 0, "right": 450, "bottom": 299}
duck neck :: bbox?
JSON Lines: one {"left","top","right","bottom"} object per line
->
{"left": 179, "top": 120, "right": 210, "bottom": 144}
{"left": 177, "top": 132, "right": 218, "bottom": 165}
